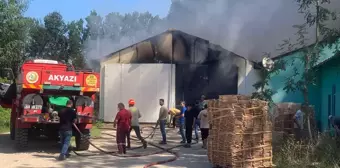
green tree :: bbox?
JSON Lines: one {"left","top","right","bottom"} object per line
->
{"left": 103, "top": 12, "right": 123, "bottom": 41}
{"left": 83, "top": 10, "right": 162, "bottom": 70}
{"left": 251, "top": 53, "right": 286, "bottom": 104}
{"left": 43, "top": 12, "right": 68, "bottom": 62}
{"left": 281, "top": 0, "right": 339, "bottom": 138}
{"left": 67, "top": 19, "right": 86, "bottom": 69}
{"left": 85, "top": 10, "right": 104, "bottom": 41}
{"left": 296, "top": 0, "right": 339, "bottom": 47}
{"left": 27, "top": 19, "right": 48, "bottom": 59}
{"left": 28, "top": 12, "right": 69, "bottom": 62}
{"left": 0, "top": 0, "right": 32, "bottom": 77}
{"left": 83, "top": 10, "right": 103, "bottom": 67}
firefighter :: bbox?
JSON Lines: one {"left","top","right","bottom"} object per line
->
{"left": 113, "top": 103, "right": 132, "bottom": 154}
{"left": 126, "top": 99, "right": 147, "bottom": 149}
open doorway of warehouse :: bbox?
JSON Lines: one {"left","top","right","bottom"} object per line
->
{"left": 175, "top": 61, "right": 238, "bottom": 105}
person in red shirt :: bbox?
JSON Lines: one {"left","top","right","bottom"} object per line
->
{"left": 113, "top": 103, "right": 132, "bottom": 154}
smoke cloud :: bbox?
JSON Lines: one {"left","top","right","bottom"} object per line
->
{"left": 84, "top": 0, "right": 340, "bottom": 67}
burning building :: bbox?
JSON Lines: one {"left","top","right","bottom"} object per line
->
{"left": 99, "top": 29, "right": 261, "bottom": 123}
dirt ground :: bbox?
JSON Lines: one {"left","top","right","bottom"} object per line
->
{"left": 0, "top": 125, "right": 212, "bottom": 168}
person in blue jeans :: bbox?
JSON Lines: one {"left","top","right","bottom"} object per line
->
{"left": 193, "top": 101, "right": 201, "bottom": 141}
{"left": 157, "top": 99, "right": 169, "bottom": 144}
{"left": 57, "top": 100, "right": 77, "bottom": 161}
{"left": 194, "top": 117, "right": 200, "bottom": 141}
{"left": 179, "top": 101, "right": 187, "bottom": 143}
{"left": 194, "top": 95, "right": 207, "bottom": 141}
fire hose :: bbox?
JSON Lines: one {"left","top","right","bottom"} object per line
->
{"left": 72, "top": 123, "right": 199, "bottom": 168}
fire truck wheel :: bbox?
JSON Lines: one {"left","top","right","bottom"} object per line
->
{"left": 15, "top": 128, "right": 29, "bottom": 150}
{"left": 10, "top": 122, "right": 15, "bottom": 140}
{"left": 75, "top": 129, "right": 90, "bottom": 151}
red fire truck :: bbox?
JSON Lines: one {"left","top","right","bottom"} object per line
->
{"left": 0, "top": 59, "right": 99, "bottom": 150}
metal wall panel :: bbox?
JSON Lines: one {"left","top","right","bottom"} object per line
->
{"left": 102, "top": 64, "right": 122, "bottom": 122}
{"left": 137, "top": 64, "right": 159, "bottom": 123}
{"left": 99, "top": 65, "right": 105, "bottom": 120}
{"left": 101, "top": 63, "right": 175, "bottom": 123}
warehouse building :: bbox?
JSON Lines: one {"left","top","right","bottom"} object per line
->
{"left": 99, "top": 29, "right": 261, "bottom": 123}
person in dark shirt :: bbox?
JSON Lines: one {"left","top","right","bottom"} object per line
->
{"left": 57, "top": 100, "right": 76, "bottom": 161}
{"left": 329, "top": 115, "right": 340, "bottom": 147}
{"left": 184, "top": 103, "right": 199, "bottom": 148}
{"left": 329, "top": 115, "right": 340, "bottom": 134}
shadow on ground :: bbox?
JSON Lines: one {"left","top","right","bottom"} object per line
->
{"left": 0, "top": 133, "right": 60, "bottom": 154}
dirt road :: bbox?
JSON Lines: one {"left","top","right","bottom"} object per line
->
{"left": 0, "top": 126, "right": 211, "bottom": 168}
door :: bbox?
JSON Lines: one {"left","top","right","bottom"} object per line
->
{"left": 176, "top": 64, "right": 209, "bottom": 104}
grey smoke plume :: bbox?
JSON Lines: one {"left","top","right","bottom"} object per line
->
{"left": 84, "top": 0, "right": 340, "bottom": 67}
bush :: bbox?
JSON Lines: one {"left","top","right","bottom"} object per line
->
{"left": 274, "top": 134, "right": 340, "bottom": 168}
{"left": 95, "top": 119, "right": 104, "bottom": 128}
{"left": 0, "top": 107, "right": 11, "bottom": 132}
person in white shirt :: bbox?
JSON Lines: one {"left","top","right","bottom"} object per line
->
{"left": 293, "top": 109, "right": 304, "bottom": 141}
{"left": 127, "top": 99, "right": 147, "bottom": 148}
{"left": 197, "top": 104, "right": 209, "bottom": 149}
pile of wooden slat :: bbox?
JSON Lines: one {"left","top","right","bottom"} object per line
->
{"left": 272, "top": 103, "right": 315, "bottom": 142}
{"left": 207, "top": 95, "right": 273, "bottom": 168}
{"left": 272, "top": 103, "right": 301, "bottom": 134}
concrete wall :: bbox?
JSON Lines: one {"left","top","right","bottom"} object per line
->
{"left": 318, "top": 56, "right": 340, "bottom": 131}
{"left": 230, "top": 56, "right": 261, "bottom": 96}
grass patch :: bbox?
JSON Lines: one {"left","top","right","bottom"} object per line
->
{"left": 274, "top": 134, "right": 340, "bottom": 168}
{"left": 91, "top": 119, "right": 104, "bottom": 138}
{"left": 0, "top": 126, "right": 9, "bottom": 133}
{"left": 0, "top": 107, "right": 10, "bottom": 133}
{"left": 91, "top": 125, "right": 101, "bottom": 138}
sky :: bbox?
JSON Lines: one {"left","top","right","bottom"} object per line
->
{"left": 25, "top": 0, "right": 172, "bottom": 22}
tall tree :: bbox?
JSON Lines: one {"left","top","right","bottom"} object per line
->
{"left": 43, "top": 12, "right": 68, "bottom": 62}
{"left": 85, "top": 10, "right": 104, "bottom": 41}
{"left": 67, "top": 19, "right": 86, "bottom": 69}
{"left": 281, "top": 0, "right": 339, "bottom": 138}
{"left": 103, "top": 12, "right": 123, "bottom": 42}
{"left": 83, "top": 10, "right": 162, "bottom": 70}
{"left": 82, "top": 10, "right": 104, "bottom": 70}
{"left": 28, "top": 11, "right": 69, "bottom": 62}
{"left": 0, "top": 0, "right": 32, "bottom": 76}
{"left": 27, "top": 19, "right": 48, "bottom": 59}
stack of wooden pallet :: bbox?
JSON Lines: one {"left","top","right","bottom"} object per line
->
{"left": 273, "top": 103, "right": 301, "bottom": 134}
{"left": 207, "top": 95, "right": 273, "bottom": 168}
